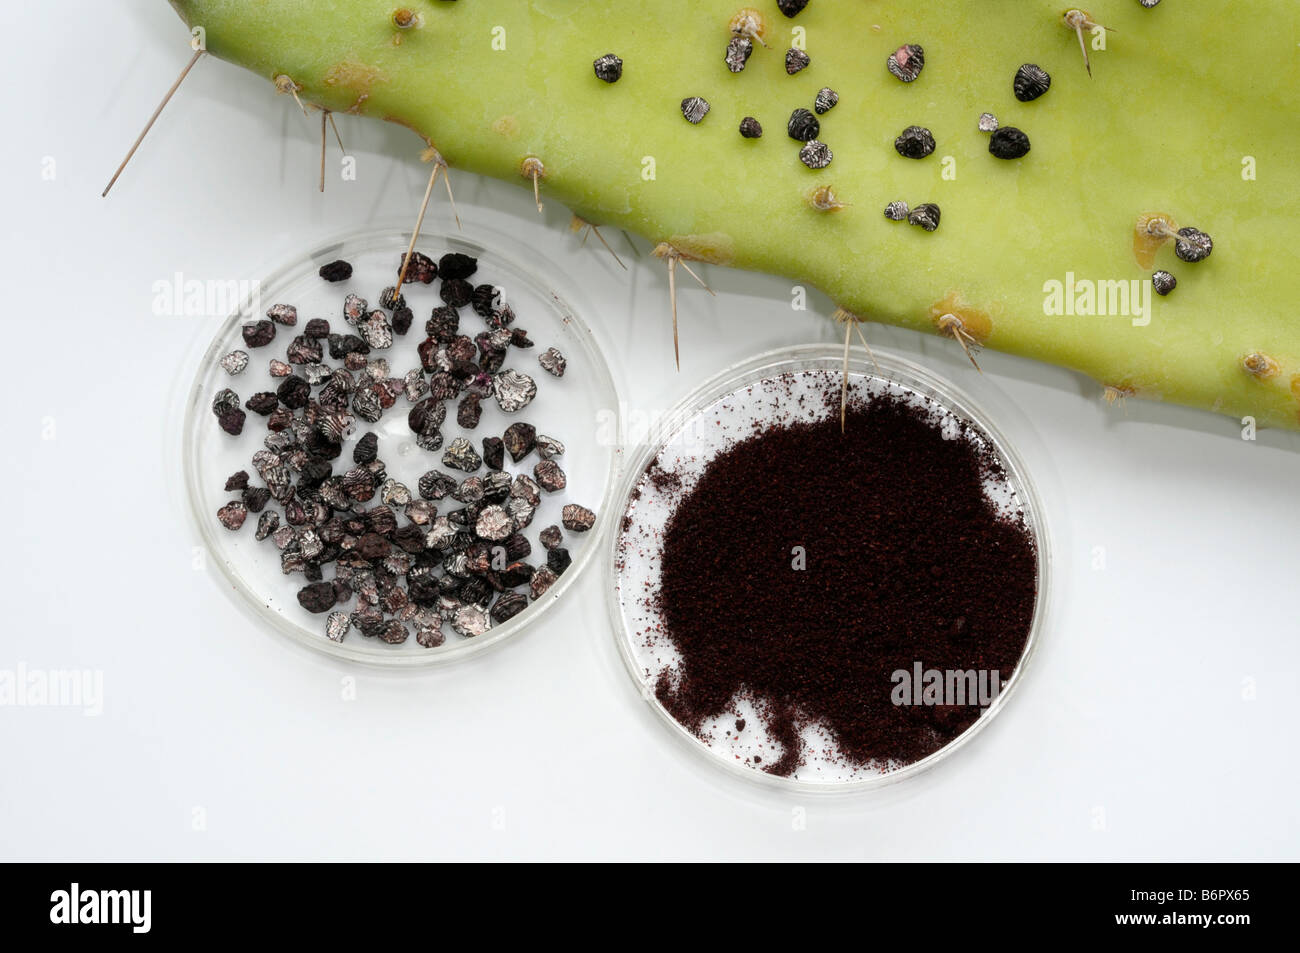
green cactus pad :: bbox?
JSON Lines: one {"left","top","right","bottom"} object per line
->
{"left": 167, "top": 0, "right": 1300, "bottom": 429}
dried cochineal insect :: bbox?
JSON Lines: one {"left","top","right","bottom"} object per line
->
{"left": 319, "top": 259, "right": 352, "bottom": 282}
{"left": 443, "top": 437, "right": 483, "bottom": 472}
{"left": 989, "top": 127, "right": 1031, "bottom": 160}
{"left": 533, "top": 459, "right": 567, "bottom": 493}
{"left": 593, "top": 52, "right": 623, "bottom": 83}
{"left": 799, "top": 141, "right": 832, "bottom": 170}
{"left": 907, "top": 203, "right": 942, "bottom": 232}
{"left": 1174, "top": 227, "right": 1213, "bottom": 263}
{"left": 493, "top": 370, "right": 537, "bottom": 412}
{"left": 895, "top": 125, "right": 936, "bottom": 159}
{"left": 537, "top": 347, "right": 566, "bottom": 377}
{"left": 561, "top": 504, "right": 596, "bottom": 532}
{"left": 725, "top": 36, "right": 753, "bottom": 73}
{"left": 217, "top": 500, "right": 248, "bottom": 530}
{"left": 1152, "top": 270, "right": 1177, "bottom": 296}
{"left": 787, "top": 108, "right": 819, "bottom": 143}
{"left": 681, "top": 96, "right": 710, "bottom": 124}
{"left": 242, "top": 320, "right": 275, "bottom": 348}
{"left": 887, "top": 43, "right": 924, "bottom": 82}
{"left": 1013, "top": 63, "right": 1052, "bottom": 102}
{"left": 534, "top": 435, "right": 564, "bottom": 460}
{"left": 884, "top": 200, "right": 910, "bottom": 221}
{"left": 220, "top": 350, "right": 249, "bottom": 375}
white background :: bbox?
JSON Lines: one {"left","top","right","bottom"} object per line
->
{"left": 2, "top": 2, "right": 1296, "bottom": 861}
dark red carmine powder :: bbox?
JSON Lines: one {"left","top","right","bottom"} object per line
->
{"left": 651, "top": 386, "right": 1038, "bottom": 777}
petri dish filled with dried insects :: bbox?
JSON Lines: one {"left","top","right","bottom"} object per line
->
{"left": 185, "top": 224, "right": 621, "bottom": 665}
{"left": 609, "top": 344, "right": 1052, "bottom": 790}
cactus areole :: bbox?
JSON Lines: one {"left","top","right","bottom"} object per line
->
{"left": 166, "top": 1, "right": 1300, "bottom": 430}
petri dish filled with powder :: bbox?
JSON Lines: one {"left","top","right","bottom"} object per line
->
{"left": 608, "top": 343, "right": 1051, "bottom": 790}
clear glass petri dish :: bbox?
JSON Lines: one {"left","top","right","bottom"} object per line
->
{"left": 606, "top": 343, "right": 1052, "bottom": 792}
{"left": 184, "top": 224, "right": 622, "bottom": 666}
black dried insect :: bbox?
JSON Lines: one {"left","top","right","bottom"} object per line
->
{"left": 1013, "top": 64, "right": 1052, "bottom": 102}
{"left": 534, "top": 435, "right": 564, "bottom": 459}
{"left": 242, "top": 320, "right": 276, "bottom": 348}
{"left": 681, "top": 96, "right": 710, "bottom": 124}
{"left": 482, "top": 436, "right": 505, "bottom": 471}
{"left": 399, "top": 251, "right": 438, "bottom": 284}
{"left": 443, "top": 437, "right": 482, "bottom": 472}
{"left": 561, "top": 504, "right": 596, "bottom": 533}
{"left": 989, "top": 127, "right": 1031, "bottom": 159}
{"left": 547, "top": 548, "right": 572, "bottom": 575}
{"left": 537, "top": 347, "right": 566, "bottom": 377}
{"left": 1152, "top": 271, "right": 1177, "bottom": 295}
{"left": 726, "top": 36, "right": 753, "bottom": 73}
{"left": 343, "top": 293, "right": 367, "bottom": 325}
{"left": 217, "top": 501, "right": 248, "bottom": 530}
{"left": 884, "top": 201, "right": 910, "bottom": 221}
{"left": 255, "top": 510, "right": 279, "bottom": 541}
{"left": 593, "top": 53, "right": 623, "bottom": 83}
{"left": 907, "top": 203, "right": 942, "bottom": 231}
{"left": 440, "top": 278, "right": 474, "bottom": 309}
{"left": 297, "top": 581, "right": 336, "bottom": 614}
{"left": 1174, "top": 228, "right": 1213, "bottom": 263}
{"left": 328, "top": 333, "right": 369, "bottom": 360}
{"left": 455, "top": 392, "right": 480, "bottom": 429}
{"left": 493, "top": 370, "right": 537, "bottom": 412}
{"left": 241, "top": 392, "right": 275, "bottom": 416}
{"left": 471, "top": 284, "right": 505, "bottom": 320}
{"left": 266, "top": 303, "right": 297, "bottom": 326}
{"left": 219, "top": 351, "right": 248, "bottom": 375}
{"left": 427, "top": 306, "right": 460, "bottom": 342}
{"left": 277, "top": 376, "right": 311, "bottom": 410}
{"left": 379, "top": 286, "right": 406, "bottom": 311}
{"left": 419, "top": 470, "right": 457, "bottom": 501}
{"left": 777, "top": 0, "right": 810, "bottom": 17}
{"left": 353, "top": 431, "right": 379, "bottom": 464}
{"left": 814, "top": 88, "right": 839, "bottom": 115}
{"left": 739, "top": 116, "right": 763, "bottom": 139}
{"left": 286, "top": 335, "right": 323, "bottom": 364}
{"left": 539, "top": 525, "right": 563, "bottom": 551}
{"left": 490, "top": 591, "right": 528, "bottom": 624}
{"left": 799, "top": 140, "right": 832, "bottom": 169}
{"left": 391, "top": 306, "right": 413, "bottom": 336}
{"left": 530, "top": 567, "right": 558, "bottom": 600}
{"left": 887, "top": 43, "right": 924, "bottom": 82}
{"left": 439, "top": 253, "right": 478, "bottom": 280}
{"left": 408, "top": 397, "right": 447, "bottom": 437}
{"left": 785, "top": 48, "right": 810, "bottom": 74}
{"left": 304, "top": 318, "right": 330, "bottom": 339}
{"left": 787, "top": 108, "right": 820, "bottom": 142}
{"left": 501, "top": 422, "right": 536, "bottom": 462}
{"left": 894, "top": 125, "right": 936, "bottom": 159}
{"left": 534, "top": 460, "right": 567, "bottom": 493}
{"left": 319, "top": 259, "right": 353, "bottom": 282}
